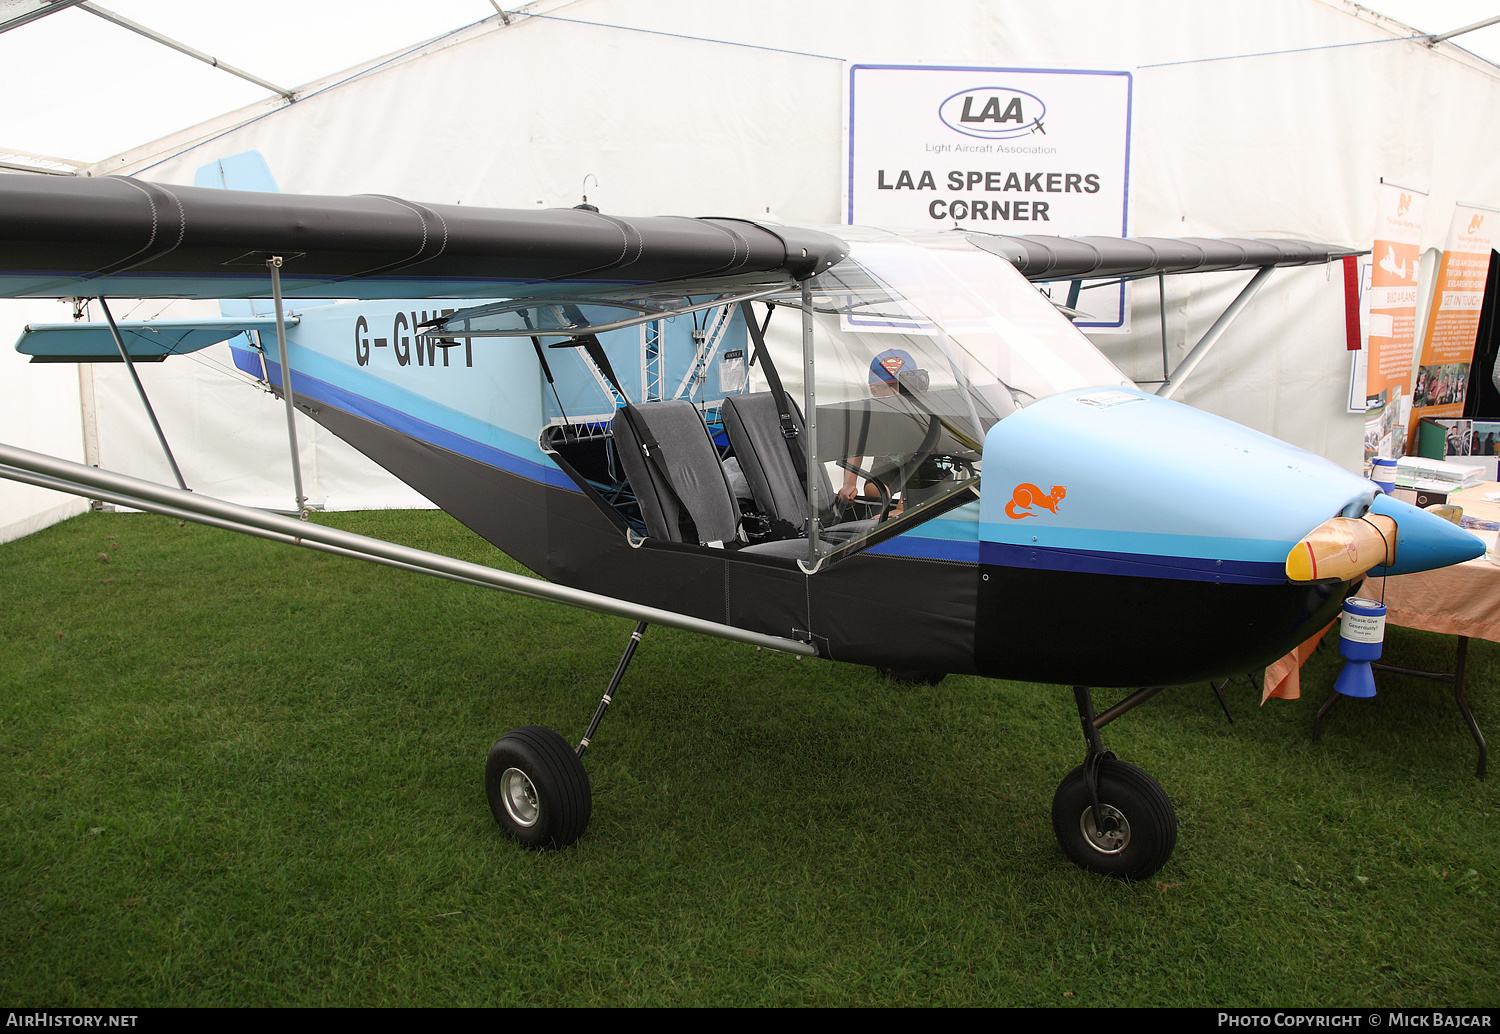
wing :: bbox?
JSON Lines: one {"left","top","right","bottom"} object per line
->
{"left": 0, "top": 172, "right": 847, "bottom": 301}
{"left": 968, "top": 232, "right": 1358, "bottom": 281}
{"left": 0, "top": 172, "right": 1357, "bottom": 311}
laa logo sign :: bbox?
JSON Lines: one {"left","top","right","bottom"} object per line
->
{"left": 938, "top": 86, "right": 1047, "bottom": 140}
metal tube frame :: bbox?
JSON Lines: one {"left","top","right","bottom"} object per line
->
{"left": 1314, "top": 637, "right": 1485, "bottom": 779}
{"left": 431, "top": 286, "right": 784, "bottom": 339}
{"left": 1092, "top": 685, "right": 1167, "bottom": 729}
{"left": 1072, "top": 686, "right": 1113, "bottom": 836}
{"left": 78, "top": 2, "right": 296, "bottom": 98}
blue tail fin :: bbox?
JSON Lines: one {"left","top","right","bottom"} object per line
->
{"left": 193, "top": 150, "right": 279, "bottom": 194}
{"left": 193, "top": 151, "right": 320, "bottom": 377}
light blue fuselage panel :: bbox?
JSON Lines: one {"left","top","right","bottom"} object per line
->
{"left": 975, "top": 389, "right": 1377, "bottom": 585}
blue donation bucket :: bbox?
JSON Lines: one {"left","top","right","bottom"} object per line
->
{"left": 1333, "top": 597, "right": 1387, "bottom": 699}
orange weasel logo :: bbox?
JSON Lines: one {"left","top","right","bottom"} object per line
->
{"left": 1005, "top": 483, "right": 1066, "bottom": 519}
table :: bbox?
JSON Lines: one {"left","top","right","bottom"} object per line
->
{"left": 1264, "top": 482, "right": 1500, "bottom": 778}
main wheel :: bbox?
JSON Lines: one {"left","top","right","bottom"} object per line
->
{"left": 485, "top": 726, "right": 592, "bottom": 849}
{"left": 1051, "top": 758, "right": 1177, "bottom": 881}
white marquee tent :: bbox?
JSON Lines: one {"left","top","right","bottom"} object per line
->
{"left": 3, "top": 0, "right": 1499, "bottom": 543}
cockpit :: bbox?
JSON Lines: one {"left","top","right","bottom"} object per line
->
{"left": 426, "top": 227, "right": 1134, "bottom": 569}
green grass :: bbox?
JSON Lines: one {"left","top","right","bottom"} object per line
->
{"left": 1, "top": 510, "right": 1496, "bottom": 1006}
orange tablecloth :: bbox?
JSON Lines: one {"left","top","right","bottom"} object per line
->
{"left": 1263, "top": 481, "right": 1500, "bottom": 703}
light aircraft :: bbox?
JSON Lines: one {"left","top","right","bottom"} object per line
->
{"left": 0, "top": 152, "right": 1482, "bottom": 880}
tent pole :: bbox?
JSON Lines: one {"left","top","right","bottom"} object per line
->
{"left": 267, "top": 257, "right": 307, "bottom": 518}
{"left": 98, "top": 297, "right": 186, "bottom": 491}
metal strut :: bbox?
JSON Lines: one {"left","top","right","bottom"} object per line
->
{"left": 266, "top": 256, "right": 307, "bottom": 518}
{"left": 800, "top": 279, "right": 820, "bottom": 571}
{"left": 98, "top": 297, "right": 187, "bottom": 491}
{"left": 577, "top": 621, "right": 648, "bottom": 758}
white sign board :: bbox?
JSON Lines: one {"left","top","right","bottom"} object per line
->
{"left": 846, "top": 65, "right": 1133, "bottom": 328}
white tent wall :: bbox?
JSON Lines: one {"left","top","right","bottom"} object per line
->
{"left": 87, "top": 336, "right": 436, "bottom": 513}
{"left": 4, "top": 0, "right": 1500, "bottom": 536}
{"left": 0, "top": 298, "right": 88, "bottom": 543}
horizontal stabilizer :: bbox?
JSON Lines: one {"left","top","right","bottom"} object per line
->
{"left": 15, "top": 316, "right": 294, "bottom": 363}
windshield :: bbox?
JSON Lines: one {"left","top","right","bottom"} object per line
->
{"left": 756, "top": 229, "right": 1133, "bottom": 561}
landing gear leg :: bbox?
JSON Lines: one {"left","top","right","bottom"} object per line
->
{"left": 578, "top": 621, "right": 647, "bottom": 758}
{"left": 485, "top": 622, "right": 648, "bottom": 848}
{"left": 1051, "top": 686, "right": 1178, "bottom": 880}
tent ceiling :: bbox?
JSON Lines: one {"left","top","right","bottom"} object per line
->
{"left": 0, "top": 1, "right": 1497, "bottom": 169}
{"left": 0, "top": 0, "right": 505, "bottom": 163}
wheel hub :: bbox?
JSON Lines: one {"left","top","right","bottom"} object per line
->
{"left": 1079, "top": 803, "right": 1130, "bottom": 855}
{"left": 501, "top": 767, "right": 540, "bottom": 827}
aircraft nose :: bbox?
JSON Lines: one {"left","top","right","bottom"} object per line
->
{"left": 1285, "top": 492, "right": 1483, "bottom": 581}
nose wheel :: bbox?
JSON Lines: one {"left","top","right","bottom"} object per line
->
{"left": 1053, "top": 686, "right": 1178, "bottom": 880}
{"left": 1052, "top": 757, "right": 1176, "bottom": 879}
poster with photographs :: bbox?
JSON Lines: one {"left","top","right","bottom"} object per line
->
{"left": 1424, "top": 417, "right": 1500, "bottom": 479}
{"left": 1412, "top": 362, "right": 1471, "bottom": 408}
{"left": 1363, "top": 384, "right": 1404, "bottom": 467}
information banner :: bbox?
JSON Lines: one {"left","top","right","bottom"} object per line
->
{"left": 1362, "top": 183, "right": 1426, "bottom": 463}
{"left": 846, "top": 65, "right": 1132, "bottom": 328}
{"left": 1365, "top": 181, "right": 1426, "bottom": 409}
{"left": 1409, "top": 203, "right": 1497, "bottom": 435}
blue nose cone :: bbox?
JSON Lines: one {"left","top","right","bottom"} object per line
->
{"left": 1367, "top": 493, "right": 1486, "bottom": 576}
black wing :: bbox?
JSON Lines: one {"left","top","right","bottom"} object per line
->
{"left": 0, "top": 173, "right": 847, "bottom": 301}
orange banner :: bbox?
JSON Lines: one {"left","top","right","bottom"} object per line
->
{"left": 1409, "top": 203, "right": 1497, "bottom": 434}
{"left": 1366, "top": 182, "right": 1427, "bottom": 408}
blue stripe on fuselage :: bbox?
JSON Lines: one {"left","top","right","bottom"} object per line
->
{"left": 868, "top": 500, "right": 982, "bottom": 562}
{"left": 978, "top": 540, "right": 1286, "bottom": 584}
{"left": 240, "top": 346, "right": 576, "bottom": 490}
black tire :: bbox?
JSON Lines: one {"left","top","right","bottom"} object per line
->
{"left": 876, "top": 667, "right": 947, "bottom": 686}
{"left": 485, "top": 726, "right": 592, "bottom": 849}
{"left": 1051, "top": 759, "right": 1177, "bottom": 881}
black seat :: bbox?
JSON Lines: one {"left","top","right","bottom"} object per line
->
{"left": 721, "top": 392, "right": 877, "bottom": 544}
{"left": 610, "top": 401, "right": 742, "bottom": 546}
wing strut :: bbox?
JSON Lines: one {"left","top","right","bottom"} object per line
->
{"left": 267, "top": 256, "right": 307, "bottom": 518}
{"left": 0, "top": 441, "right": 818, "bottom": 658}
{"left": 98, "top": 297, "right": 187, "bottom": 491}
{"left": 1155, "top": 265, "right": 1276, "bottom": 401}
